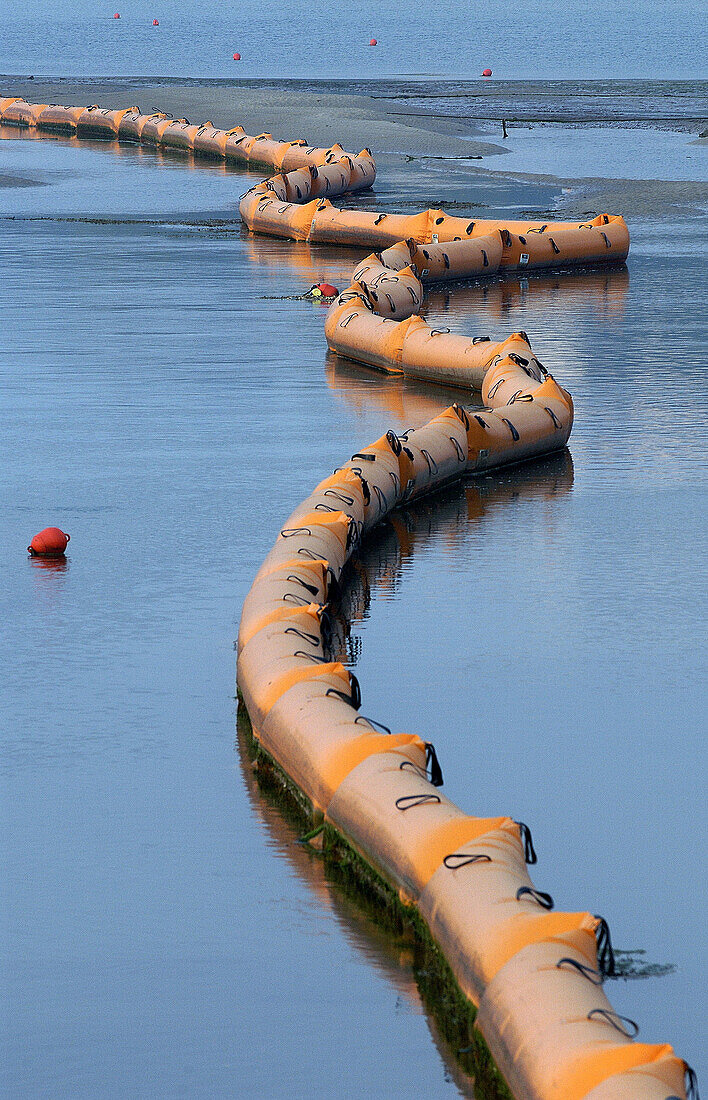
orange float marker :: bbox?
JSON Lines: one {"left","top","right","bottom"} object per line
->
{"left": 233, "top": 52, "right": 241, "bottom": 60}
{"left": 482, "top": 68, "right": 492, "bottom": 76}
{"left": 28, "top": 527, "right": 70, "bottom": 557}
{"left": 153, "top": 18, "right": 159, "bottom": 25}
{"left": 369, "top": 38, "right": 377, "bottom": 46}
{"left": 113, "top": 11, "right": 120, "bottom": 17}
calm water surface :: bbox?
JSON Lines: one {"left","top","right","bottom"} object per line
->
{"left": 1, "top": 114, "right": 707, "bottom": 1097}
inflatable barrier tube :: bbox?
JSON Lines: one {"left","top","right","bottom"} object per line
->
{"left": 3, "top": 96, "right": 696, "bottom": 1100}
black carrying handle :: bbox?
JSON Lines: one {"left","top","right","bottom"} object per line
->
{"left": 354, "top": 714, "right": 391, "bottom": 735}
{"left": 516, "top": 886, "right": 554, "bottom": 910}
{"left": 683, "top": 1064, "right": 700, "bottom": 1100}
{"left": 443, "top": 852, "right": 492, "bottom": 870}
{"left": 514, "top": 820, "right": 538, "bottom": 864}
{"left": 395, "top": 793, "right": 442, "bottom": 811}
{"left": 398, "top": 742, "right": 443, "bottom": 788}
{"left": 593, "top": 915, "right": 616, "bottom": 978}
{"left": 425, "top": 742, "right": 444, "bottom": 787}
{"left": 325, "top": 671, "right": 361, "bottom": 710}
{"left": 556, "top": 957, "right": 603, "bottom": 985}
{"left": 587, "top": 1008, "right": 639, "bottom": 1039}
{"left": 285, "top": 574, "right": 319, "bottom": 597}
{"left": 283, "top": 626, "right": 321, "bottom": 646}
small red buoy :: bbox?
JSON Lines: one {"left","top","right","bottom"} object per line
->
{"left": 482, "top": 68, "right": 492, "bottom": 77}
{"left": 369, "top": 38, "right": 377, "bottom": 46}
{"left": 113, "top": 12, "right": 120, "bottom": 18}
{"left": 233, "top": 52, "right": 241, "bottom": 61}
{"left": 318, "top": 283, "right": 339, "bottom": 298}
{"left": 153, "top": 18, "right": 159, "bottom": 25}
{"left": 28, "top": 527, "right": 70, "bottom": 558}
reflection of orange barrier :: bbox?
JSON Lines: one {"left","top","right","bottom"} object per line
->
{"left": 233, "top": 712, "right": 479, "bottom": 1097}
{"left": 424, "top": 266, "right": 630, "bottom": 321}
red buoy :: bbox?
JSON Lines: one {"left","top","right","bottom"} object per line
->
{"left": 369, "top": 38, "right": 377, "bottom": 46}
{"left": 113, "top": 12, "right": 120, "bottom": 18}
{"left": 28, "top": 527, "right": 70, "bottom": 557}
{"left": 318, "top": 283, "right": 339, "bottom": 298}
{"left": 153, "top": 18, "right": 159, "bottom": 25}
{"left": 482, "top": 68, "right": 492, "bottom": 77}
{"left": 233, "top": 52, "right": 241, "bottom": 60}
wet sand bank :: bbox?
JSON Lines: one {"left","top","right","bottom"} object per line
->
{"left": 3, "top": 77, "right": 707, "bottom": 221}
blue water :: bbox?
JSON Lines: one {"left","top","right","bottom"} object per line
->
{"left": 1, "top": 95, "right": 707, "bottom": 1098}
{"left": 0, "top": 0, "right": 707, "bottom": 80}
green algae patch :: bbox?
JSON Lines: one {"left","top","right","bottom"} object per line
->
{"left": 236, "top": 698, "right": 511, "bottom": 1100}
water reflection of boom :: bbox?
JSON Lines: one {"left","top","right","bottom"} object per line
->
{"left": 234, "top": 711, "right": 478, "bottom": 1099}
{"left": 337, "top": 451, "right": 575, "bottom": 623}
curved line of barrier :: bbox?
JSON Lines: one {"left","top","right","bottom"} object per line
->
{"left": 1, "top": 96, "right": 697, "bottom": 1100}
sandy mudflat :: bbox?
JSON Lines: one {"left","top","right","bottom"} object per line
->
{"left": 3, "top": 77, "right": 707, "bottom": 218}
{"left": 1, "top": 79, "right": 507, "bottom": 159}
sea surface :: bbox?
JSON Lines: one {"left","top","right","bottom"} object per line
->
{"left": 0, "top": 0, "right": 707, "bottom": 81}
{"left": 1, "top": 97, "right": 707, "bottom": 1098}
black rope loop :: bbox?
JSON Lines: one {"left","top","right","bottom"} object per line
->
{"left": 593, "top": 916, "right": 616, "bottom": 978}
{"left": 285, "top": 574, "right": 320, "bottom": 597}
{"left": 508, "top": 352, "right": 530, "bottom": 367}
{"left": 451, "top": 436, "right": 466, "bottom": 462}
{"left": 430, "top": 328, "right": 451, "bottom": 337}
{"left": 281, "top": 525, "right": 312, "bottom": 538}
{"left": 325, "top": 673, "right": 361, "bottom": 710}
{"left": 283, "top": 626, "right": 321, "bottom": 646}
{"left": 354, "top": 714, "right": 391, "bottom": 735}
{"left": 385, "top": 429, "right": 402, "bottom": 456}
{"left": 587, "top": 1008, "right": 639, "bottom": 1039}
{"left": 556, "top": 957, "right": 603, "bottom": 984}
{"left": 501, "top": 417, "right": 521, "bottom": 442}
{"left": 422, "top": 450, "right": 438, "bottom": 475}
{"left": 443, "top": 852, "right": 492, "bottom": 870}
{"left": 314, "top": 503, "right": 338, "bottom": 513}
{"left": 395, "top": 793, "right": 442, "bottom": 812}
{"left": 293, "top": 650, "right": 328, "bottom": 663}
{"left": 684, "top": 1064, "right": 700, "bottom": 1100}
{"left": 323, "top": 489, "right": 355, "bottom": 506}
{"left": 558, "top": 959, "right": 602, "bottom": 985}
{"left": 516, "top": 886, "right": 554, "bottom": 909}
{"left": 514, "top": 821, "right": 538, "bottom": 864}
{"left": 351, "top": 451, "right": 376, "bottom": 462}
{"left": 372, "top": 484, "right": 387, "bottom": 511}
{"left": 452, "top": 403, "right": 470, "bottom": 429}
{"left": 399, "top": 759, "right": 430, "bottom": 782}
{"left": 282, "top": 591, "right": 312, "bottom": 607}
{"left": 424, "top": 742, "right": 444, "bottom": 786}
{"left": 472, "top": 335, "right": 491, "bottom": 344}
{"left": 297, "top": 547, "right": 324, "bottom": 561}
{"left": 544, "top": 405, "right": 562, "bottom": 428}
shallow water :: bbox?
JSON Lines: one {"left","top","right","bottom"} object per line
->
{"left": 1, "top": 1, "right": 707, "bottom": 80}
{"left": 464, "top": 123, "right": 708, "bottom": 182}
{"left": 1, "top": 118, "right": 707, "bottom": 1097}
